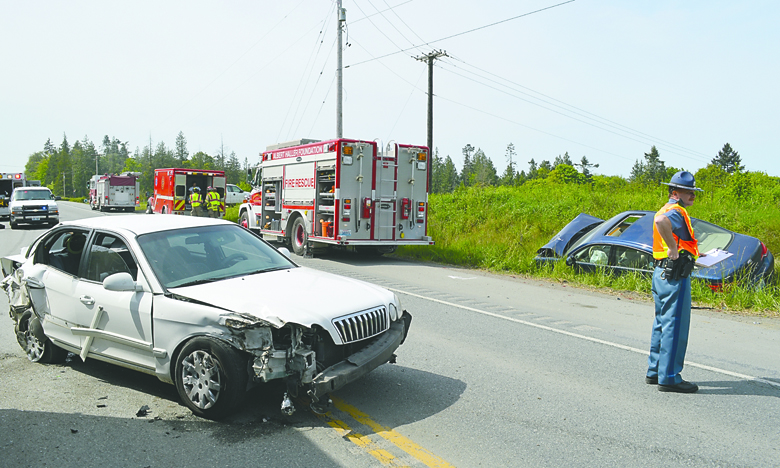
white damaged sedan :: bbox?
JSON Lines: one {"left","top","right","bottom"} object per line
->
{"left": 1, "top": 215, "right": 411, "bottom": 419}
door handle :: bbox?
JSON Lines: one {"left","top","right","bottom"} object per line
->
{"left": 79, "top": 296, "right": 95, "bottom": 306}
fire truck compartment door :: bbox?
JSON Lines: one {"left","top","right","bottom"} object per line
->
{"left": 375, "top": 150, "right": 398, "bottom": 241}
{"left": 174, "top": 174, "right": 187, "bottom": 199}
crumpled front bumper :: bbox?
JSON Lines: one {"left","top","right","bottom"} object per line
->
{"left": 309, "top": 311, "right": 411, "bottom": 400}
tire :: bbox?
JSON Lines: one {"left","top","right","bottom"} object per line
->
{"left": 175, "top": 337, "right": 248, "bottom": 420}
{"left": 290, "top": 217, "right": 307, "bottom": 256}
{"left": 239, "top": 211, "right": 250, "bottom": 229}
{"left": 15, "top": 312, "right": 67, "bottom": 364}
{"left": 10, "top": 220, "right": 18, "bottom": 229}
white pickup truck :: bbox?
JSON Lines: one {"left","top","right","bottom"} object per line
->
{"left": 9, "top": 186, "right": 59, "bottom": 229}
{"left": 224, "top": 184, "right": 247, "bottom": 205}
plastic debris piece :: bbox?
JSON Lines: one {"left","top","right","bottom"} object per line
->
{"left": 281, "top": 393, "right": 295, "bottom": 416}
{"left": 136, "top": 405, "right": 150, "bottom": 417}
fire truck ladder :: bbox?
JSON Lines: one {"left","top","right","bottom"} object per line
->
{"left": 375, "top": 155, "right": 398, "bottom": 241}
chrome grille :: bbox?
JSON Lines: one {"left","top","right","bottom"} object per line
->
{"left": 333, "top": 306, "right": 388, "bottom": 344}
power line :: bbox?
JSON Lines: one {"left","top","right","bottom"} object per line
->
{"left": 436, "top": 60, "right": 710, "bottom": 165}
{"left": 346, "top": 0, "right": 576, "bottom": 68}
{"left": 442, "top": 54, "right": 712, "bottom": 162}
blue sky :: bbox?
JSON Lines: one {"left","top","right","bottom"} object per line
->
{"left": 1, "top": 0, "right": 778, "bottom": 179}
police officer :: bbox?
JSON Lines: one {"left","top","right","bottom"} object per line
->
{"left": 189, "top": 186, "right": 203, "bottom": 217}
{"left": 646, "top": 171, "right": 703, "bottom": 393}
{"left": 205, "top": 186, "right": 221, "bottom": 218}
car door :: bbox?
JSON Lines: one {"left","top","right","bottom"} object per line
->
{"left": 24, "top": 228, "right": 90, "bottom": 350}
{"left": 70, "top": 231, "right": 155, "bottom": 369}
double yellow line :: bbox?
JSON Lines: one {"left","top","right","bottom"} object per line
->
{"left": 318, "top": 396, "right": 454, "bottom": 467}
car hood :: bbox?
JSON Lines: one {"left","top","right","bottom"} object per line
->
{"left": 537, "top": 213, "right": 604, "bottom": 258}
{"left": 10, "top": 199, "right": 58, "bottom": 208}
{"left": 167, "top": 266, "right": 392, "bottom": 329}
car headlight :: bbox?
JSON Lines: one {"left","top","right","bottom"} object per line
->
{"left": 50, "top": 208, "right": 59, "bottom": 215}
{"left": 389, "top": 294, "right": 401, "bottom": 321}
{"left": 11, "top": 207, "right": 22, "bottom": 214}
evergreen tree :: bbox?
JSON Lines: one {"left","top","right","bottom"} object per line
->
{"left": 471, "top": 149, "right": 498, "bottom": 186}
{"left": 711, "top": 143, "right": 744, "bottom": 174}
{"left": 441, "top": 155, "right": 459, "bottom": 192}
{"left": 574, "top": 156, "right": 599, "bottom": 182}
{"left": 501, "top": 143, "right": 517, "bottom": 186}
{"left": 553, "top": 152, "right": 573, "bottom": 168}
{"left": 630, "top": 145, "right": 666, "bottom": 185}
{"left": 460, "top": 144, "right": 475, "bottom": 186}
{"left": 537, "top": 160, "right": 552, "bottom": 179}
{"left": 527, "top": 158, "right": 538, "bottom": 180}
{"left": 175, "top": 131, "right": 189, "bottom": 165}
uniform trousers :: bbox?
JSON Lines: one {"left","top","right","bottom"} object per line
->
{"left": 647, "top": 266, "right": 691, "bottom": 385}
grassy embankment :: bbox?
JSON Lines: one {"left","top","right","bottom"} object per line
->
{"left": 396, "top": 178, "right": 780, "bottom": 317}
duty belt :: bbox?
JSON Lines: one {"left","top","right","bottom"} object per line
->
{"left": 654, "top": 258, "right": 670, "bottom": 268}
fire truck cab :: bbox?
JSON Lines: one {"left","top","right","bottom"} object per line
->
{"left": 239, "top": 138, "right": 434, "bottom": 256}
{"left": 151, "top": 168, "right": 226, "bottom": 216}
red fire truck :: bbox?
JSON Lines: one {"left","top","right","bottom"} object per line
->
{"left": 88, "top": 172, "right": 141, "bottom": 212}
{"left": 150, "top": 168, "right": 226, "bottom": 216}
{"left": 238, "top": 138, "right": 434, "bottom": 255}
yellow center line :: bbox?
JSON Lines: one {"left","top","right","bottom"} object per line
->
{"left": 330, "top": 396, "right": 455, "bottom": 468}
{"left": 319, "top": 414, "right": 408, "bottom": 467}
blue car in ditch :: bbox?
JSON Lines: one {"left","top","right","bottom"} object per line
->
{"left": 535, "top": 211, "right": 775, "bottom": 290}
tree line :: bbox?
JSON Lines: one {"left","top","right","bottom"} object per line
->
{"left": 430, "top": 142, "right": 746, "bottom": 193}
{"left": 24, "top": 132, "right": 249, "bottom": 198}
{"left": 23, "top": 133, "right": 748, "bottom": 199}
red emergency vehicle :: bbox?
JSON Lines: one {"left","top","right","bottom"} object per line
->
{"left": 150, "top": 168, "right": 226, "bottom": 216}
{"left": 88, "top": 172, "right": 140, "bottom": 212}
{"left": 239, "top": 138, "right": 434, "bottom": 255}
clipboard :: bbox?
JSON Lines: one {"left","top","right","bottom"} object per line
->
{"left": 695, "top": 248, "right": 733, "bottom": 267}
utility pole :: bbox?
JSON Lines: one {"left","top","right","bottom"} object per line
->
{"left": 336, "top": 1, "right": 346, "bottom": 138}
{"left": 415, "top": 50, "right": 447, "bottom": 188}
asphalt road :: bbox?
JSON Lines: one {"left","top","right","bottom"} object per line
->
{"left": 1, "top": 202, "right": 778, "bottom": 467}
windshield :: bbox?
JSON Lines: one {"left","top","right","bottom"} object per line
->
{"left": 13, "top": 189, "right": 53, "bottom": 201}
{"left": 137, "top": 224, "right": 296, "bottom": 288}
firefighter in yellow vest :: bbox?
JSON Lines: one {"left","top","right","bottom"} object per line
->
{"left": 206, "top": 186, "right": 221, "bottom": 218}
{"left": 189, "top": 187, "right": 203, "bottom": 217}
{"left": 646, "top": 171, "right": 704, "bottom": 393}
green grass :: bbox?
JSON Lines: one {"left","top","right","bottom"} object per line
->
{"left": 397, "top": 181, "right": 780, "bottom": 318}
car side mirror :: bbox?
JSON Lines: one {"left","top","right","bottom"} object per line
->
{"left": 565, "top": 255, "right": 576, "bottom": 266}
{"left": 103, "top": 272, "right": 143, "bottom": 292}
{"left": 277, "top": 247, "right": 291, "bottom": 259}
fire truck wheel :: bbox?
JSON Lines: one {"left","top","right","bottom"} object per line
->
{"left": 239, "top": 211, "right": 250, "bottom": 229}
{"left": 290, "top": 217, "right": 307, "bottom": 256}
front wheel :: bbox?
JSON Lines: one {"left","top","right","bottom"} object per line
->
{"left": 239, "top": 211, "right": 250, "bottom": 229}
{"left": 175, "top": 337, "right": 248, "bottom": 420}
{"left": 15, "top": 312, "right": 67, "bottom": 363}
{"left": 290, "top": 217, "right": 307, "bottom": 256}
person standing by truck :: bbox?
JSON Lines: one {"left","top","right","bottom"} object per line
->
{"left": 205, "top": 186, "right": 221, "bottom": 218}
{"left": 189, "top": 187, "right": 204, "bottom": 217}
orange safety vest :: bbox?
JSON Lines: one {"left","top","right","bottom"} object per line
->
{"left": 652, "top": 203, "right": 699, "bottom": 259}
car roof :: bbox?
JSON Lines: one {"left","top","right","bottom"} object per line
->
{"left": 62, "top": 215, "right": 233, "bottom": 237}
{"left": 16, "top": 186, "right": 51, "bottom": 191}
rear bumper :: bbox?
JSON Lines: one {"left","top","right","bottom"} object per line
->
{"left": 309, "top": 311, "right": 411, "bottom": 400}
